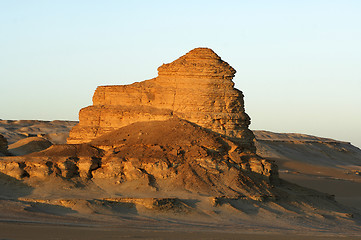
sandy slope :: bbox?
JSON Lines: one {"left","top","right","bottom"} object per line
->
{"left": 254, "top": 130, "right": 361, "bottom": 210}
{"left": 8, "top": 137, "right": 53, "bottom": 156}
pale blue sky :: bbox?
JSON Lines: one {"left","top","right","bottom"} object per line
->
{"left": 1, "top": 0, "right": 360, "bottom": 147}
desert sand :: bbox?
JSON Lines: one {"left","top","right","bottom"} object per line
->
{"left": 2, "top": 222, "right": 361, "bottom": 240}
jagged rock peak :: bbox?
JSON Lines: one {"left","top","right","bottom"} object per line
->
{"left": 157, "top": 47, "right": 236, "bottom": 78}
{"left": 175, "top": 47, "right": 222, "bottom": 61}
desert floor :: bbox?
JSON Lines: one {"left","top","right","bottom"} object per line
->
{"left": 1, "top": 222, "right": 361, "bottom": 240}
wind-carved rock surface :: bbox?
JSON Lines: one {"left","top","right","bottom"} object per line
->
{"left": 67, "top": 48, "right": 254, "bottom": 150}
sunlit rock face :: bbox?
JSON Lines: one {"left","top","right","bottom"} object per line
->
{"left": 67, "top": 48, "right": 255, "bottom": 151}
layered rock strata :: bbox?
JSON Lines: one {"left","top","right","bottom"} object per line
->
{"left": 67, "top": 48, "right": 254, "bottom": 150}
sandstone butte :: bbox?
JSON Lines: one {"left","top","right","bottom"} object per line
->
{"left": 67, "top": 48, "right": 254, "bottom": 149}
{"left": 0, "top": 48, "right": 281, "bottom": 197}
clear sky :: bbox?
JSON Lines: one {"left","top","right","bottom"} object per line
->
{"left": 1, "top": 0, "right": 360, "bottom": 148}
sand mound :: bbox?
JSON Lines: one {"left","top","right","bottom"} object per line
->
{"left": 28, "top": 144, "right": 104, "bottom": 158}
{"left": 8, "top": 137, "right": 52, "bottom": 156}
{"left": 90, "top": 117, "right": 225, "bottom": 151}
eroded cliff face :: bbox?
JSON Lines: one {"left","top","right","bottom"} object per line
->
{"left": 67, "top": 48, "right": 254, "bottom": 150}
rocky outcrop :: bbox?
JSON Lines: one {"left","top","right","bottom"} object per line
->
{"left": 0, "top": 144, "right": 103, "bottom": 180}
{"left": 89, "top": 118, "right": 278, "bottom": 196}
{"left": 0, "top": 119, "right": 278, "bottom": 198}
{"left": 67, "top": 48, "right": 254, "bottom": 151}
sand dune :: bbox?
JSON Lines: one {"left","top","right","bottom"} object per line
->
{"left": 0, "top": 120, "right": 77, "bottom": 145}
{"left": 8, "top": 137, "right": 52, "bottom": 156}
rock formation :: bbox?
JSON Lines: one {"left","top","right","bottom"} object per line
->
{"left": 67, "top": 48, "right": 254, "bottom": 151}
{"left": 0, "top": 48, "right": 279, "bottom": 196}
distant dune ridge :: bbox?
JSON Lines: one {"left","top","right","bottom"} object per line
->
{"left": 0, "top": 119, "right": 77, "bottom": 145}
{"left": 0, "top": 48, "right": 361, "bottom": 236}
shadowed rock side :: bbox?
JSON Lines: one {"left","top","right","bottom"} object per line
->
{"left": 67, "top": 48, "right": 254, "bottom": 150}
{"left": 0, "top": 134, "right": 8, "bottom": 156}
